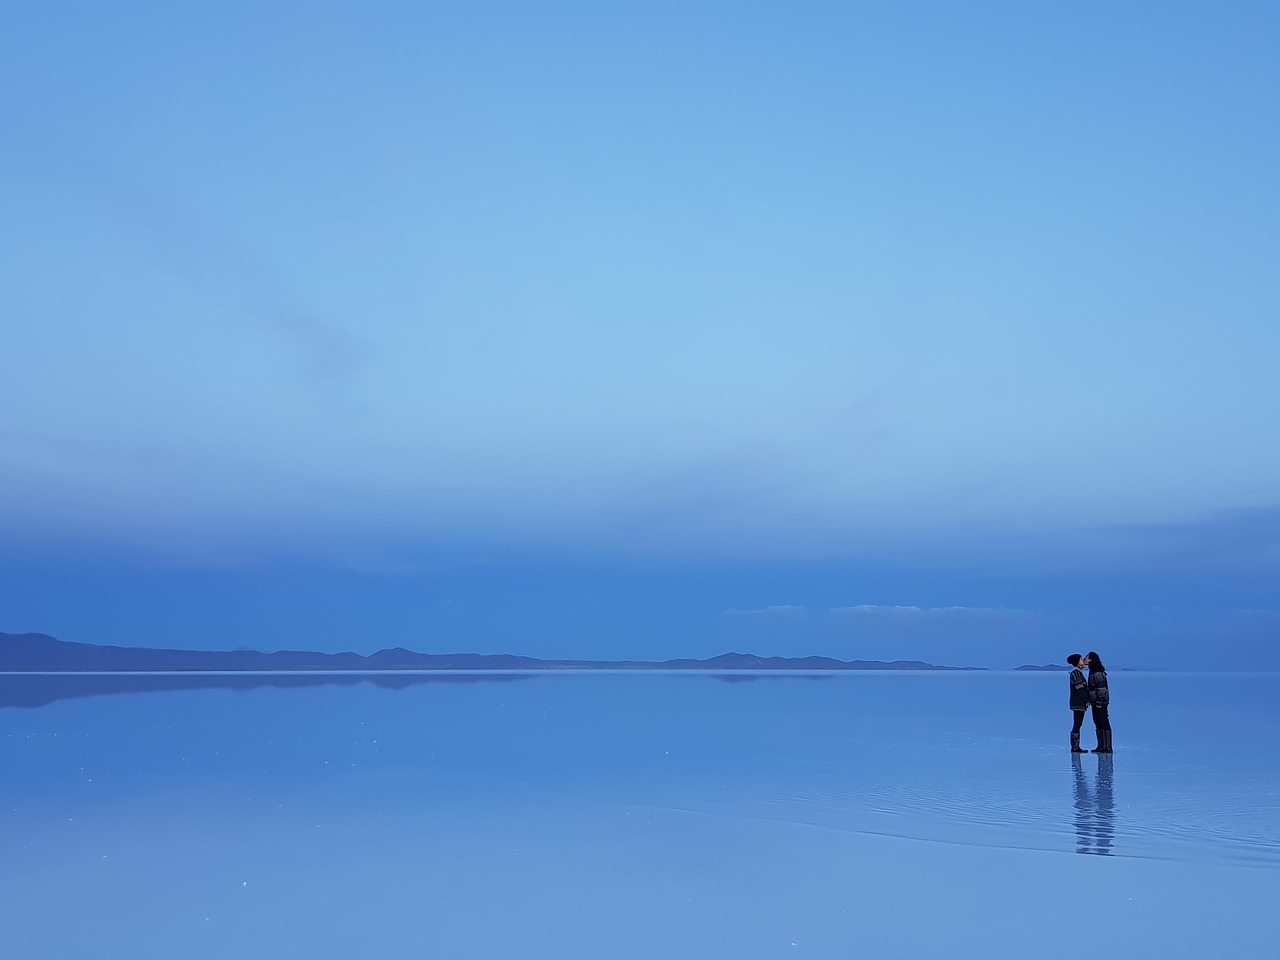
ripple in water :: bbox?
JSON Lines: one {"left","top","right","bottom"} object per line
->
{"left": 628, "top": 738, "right": 1280, "bottom": 868}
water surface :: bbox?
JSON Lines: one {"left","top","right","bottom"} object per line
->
{"left": 3, "top": 671, "right": 1278, "bottom": 958}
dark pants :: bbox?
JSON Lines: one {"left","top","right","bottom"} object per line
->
{"left": 1071, "top": 709, "right": 1087, "bottom": 750}
{"left": 1091, "top": 705, "right": 1112, "bottom": 751}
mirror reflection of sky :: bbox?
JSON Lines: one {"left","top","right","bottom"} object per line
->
{"left": 5, "top": 673, "right": 1278, "bottom": 958}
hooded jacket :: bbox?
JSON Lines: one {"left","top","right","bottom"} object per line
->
{"left": 1088, "top": 669, "right": 1109, "bottom": 707}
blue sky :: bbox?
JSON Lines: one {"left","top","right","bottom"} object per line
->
{"left": 2, "top": 3, "right": 1278, "bottom": 667}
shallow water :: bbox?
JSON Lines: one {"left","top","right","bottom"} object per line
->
{"left": 3, "top": 671, "right": 1279, "bottom": 958}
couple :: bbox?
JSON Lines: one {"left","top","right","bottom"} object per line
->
{"left": 1067, "top": 652, "right": 1112, "bottom": 753}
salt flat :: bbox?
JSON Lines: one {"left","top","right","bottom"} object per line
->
{"left": 3, "top": 672, "right": 1277, "bottom": 958}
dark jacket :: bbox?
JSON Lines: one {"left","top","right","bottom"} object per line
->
{"left": 1088, "top": 669, "right": 1109, "bottom": 708}
{"left": 1069, "top": 667, "right": 1089, "bottom": 710}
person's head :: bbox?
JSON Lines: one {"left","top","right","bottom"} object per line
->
{"left": 1086, "top": 651, "right": 1105, "bottom": 672}
{"left": 1067, "top": 653, "right": 1082, "bottom": 667}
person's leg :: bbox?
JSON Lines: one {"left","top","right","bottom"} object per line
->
{"left": 1090, "top": 705, "right": 1110, "bottom": 752}
{"left": 1071, "top": 710, "right": 1085, "bottom": 752}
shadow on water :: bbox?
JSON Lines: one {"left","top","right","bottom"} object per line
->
{"left": 1072, "top": 754, "right": 1116, "bottom": 856}
{"left": 0, "top": 672, "right": 531, "bottom": 709}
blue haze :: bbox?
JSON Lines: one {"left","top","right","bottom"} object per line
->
{"left": 2, "top": 4, "right": 1279, "bottom": 666}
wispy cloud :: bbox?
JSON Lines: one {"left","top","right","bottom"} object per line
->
{"left": 266, "top": 313, "right": 369, "bottom": 391}
{"left": 831, "top": 604, "right": 1011, "bottom": 617}
{"left": 1105, "top": 504, "right": 1280, "bottom": 568}
{"left": 9, "top": 127, "right": 371, "bottom": 396}
{"left": 724, "top": 604, "right": 807, "bottom": 618}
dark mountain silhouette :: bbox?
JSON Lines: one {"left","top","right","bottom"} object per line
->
{"left": 0, "top": 631, "right": 981, "bottom": 675}
{"left": 1015, "top": 663, "right": 1072, "bottom": 672}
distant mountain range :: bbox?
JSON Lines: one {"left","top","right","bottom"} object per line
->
{"left": 0, "top": 631, "right": 980, "bottom": 674}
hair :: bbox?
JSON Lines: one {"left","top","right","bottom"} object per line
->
{"left": 1086, "top": 651, "right": 1106, "bottom": 673}
{"left": 1066, "top": 653, "right": 1082, "bottom": 667}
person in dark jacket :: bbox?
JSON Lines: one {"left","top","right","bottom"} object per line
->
{"left": 1066, "top": 653, "right": 1090, "bottom": 752}
{"left": 1086, "top": 651, "right": 1112, "bottom": 753}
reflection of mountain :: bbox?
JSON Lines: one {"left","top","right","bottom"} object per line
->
{"left": 712, "top": 673, "right": 837, "bottom": 683}
{"left": 0, "top": 632, "right": 981, "bottom": 675}
{"left": 0, "top": 671, "right": 530, "bottom": 709}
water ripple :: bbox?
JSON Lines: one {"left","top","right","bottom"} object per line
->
{"left": 623, "top": 748, "right": 1280, "bottom": 868}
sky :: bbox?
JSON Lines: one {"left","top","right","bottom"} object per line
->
{"left": 2, "top": 2, "right": 1278, "bottom": 668}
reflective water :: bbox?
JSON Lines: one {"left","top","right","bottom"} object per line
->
{"left": 3, "top": 672, "right": 1279, "bottom": 958}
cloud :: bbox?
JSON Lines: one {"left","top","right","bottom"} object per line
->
{"left": 266, "top": 313, "right": 370, "bottom": 391}
{"left": 831, "top": 604, "right": 1010, "bottom": 617}
{"left": 724, "top": 604, "right": 807, "bottom": 618}
{"left": 825, "top": 604, "right": 1034, "bottom": 654}
{"left": 1104, "top": 504, "right": 1280, "bottom": 569}
{"left": 8, "top": 128, "right": 371, "bottom": 397}
{"left": 722, "top": 604, "right": 1022, "bottom": 624}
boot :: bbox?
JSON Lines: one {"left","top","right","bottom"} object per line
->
{"left": 1091, "top": 729, "right": 1113, "bottom": 753}
{"left": 1071, "top": 732, "right": 1085, "bottom": 753}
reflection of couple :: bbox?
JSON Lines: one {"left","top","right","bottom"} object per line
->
{"left": 1067, "top": 652, "right": 1112, "bottom": 753}
{"left": 1072, "top": 752, "right": 1115, "bottom": 855}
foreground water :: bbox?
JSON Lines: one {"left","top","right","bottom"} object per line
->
{"left": 3, "top": 671, "right": 1278, "bottom": 958}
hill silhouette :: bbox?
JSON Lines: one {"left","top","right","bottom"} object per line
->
{"left": 0, "top": 631, "right": 978, "bottom": 674}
